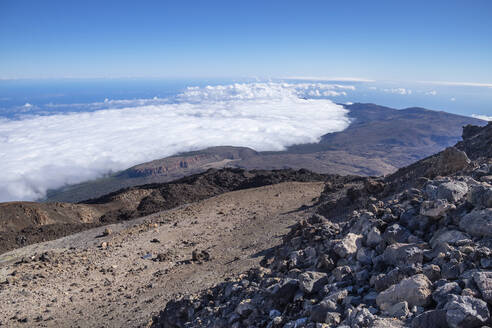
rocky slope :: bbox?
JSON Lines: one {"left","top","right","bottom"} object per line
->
{"left": 0, "top": 181, "right": 326, "bottom": 327}
{"left": 45, "top": 103, "right": 485, "bottom": 202}
{"left": 0, "top": 169, "right": 330, "bottom": 255}
{"left": 152, "top": 122, "right": 492, "bottom": 328}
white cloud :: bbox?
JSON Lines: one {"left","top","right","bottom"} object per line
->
{"left": 419, "top": 80, "right": 492, "bottom": 88}
{"left": 450, "top": 97, "right": 456, "bottom": 102}
{"left": 425, "top": 90, "right": 437, "bottom": 96}
{"left": 472, "top": 114, "right": 492, "bottom": 121}
{"left": 0, "top": 82, "right": 351, "bottom": 202}
{"left": 382, "top": 88, "right": 412, "bottom": 95}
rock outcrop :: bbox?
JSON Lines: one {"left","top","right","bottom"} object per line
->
{"left": 152, "top": 123, "right": 492, "bottom": 327}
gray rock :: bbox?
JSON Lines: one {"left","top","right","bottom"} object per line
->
{"left": 369, "top": 318, "right": 406, "bottom": 327}
{"left": 437, "top": 181, "right": 468, "bottom": 202}
{"left": 429, "top": 147, "right": 470, "bottom": 177}
{"left": 332, "top": 266, "right": 352, "bottom": 282}
{"left": 420, "top": 200, "right": 456, "bottom": 219}
{"left": 268, "top": 278, "right": 299, "bottom": 305}
{"left": 383, "top": 224, "right": 411, "bottom": 244}
{"left": 374, "top": 268, "right": 406, "bottom": 292}
{"left": 383, "top": 243, "right": 424, "bottom": 267}
{"left": 386, "top": 301, "right": 409, "bottom": 318}
{"left": 299, "top": 271, "right": 327, "bottom": 294}
{"left": 348, "top": 307, "right": 375, "bottom": 327}
{"left": 356, "top": 247, "right": 375, "bottom": 265}
{"left": 235, "top": 299, "right": 255, "bottom": 317}
{"left": 423, "top": 264, "right": 441, "bottom": 282}
{"left": 323, "top": 312, "right": 341, "bottom": 325}
{"left": 376, "top": 274, "right": 432, "bottom": 310}
{"left": 444, "top": 295, "right": 490, "bottom": 328}
{"left": 467, "top": 184, "right": 492, "bottom": 208}
{"left": 323, "top": 288, "right": 349, "bottom": 303}
{"left": 366, "top": 227, "right": 382, "bottom": 248}
{"left": 430, "top": 229, "right": 470, "bottom": 248}
{"left": 269, "top": 309, "right": 281, "bottom": 319}
{"left": 310, "top": 301, "right": 341, "bottom": 324}
{"left": 333, "top": 233, "right": 362, "bottom": 258}
{"left": 473, "top": 271, "right": 492, "bottom": 303}
{"left": 459, "top": 209, "right": 492, "bottom": 237}
{"left": 433, "top": 282, "right": 462, "bottom": 306}
{"left": 411, "top": 310, "right": 448, "bottom": 328}
{"left": 425, "top": 184, "right": 439, "bottom": 200}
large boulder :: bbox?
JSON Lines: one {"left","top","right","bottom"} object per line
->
{"left": 459, "top": 209, "right": 492, "bottom": 237}
{"left": 444, "top": 295, "right": 490, "bottom": 328}
{"left": 376, "top": 274, "right": 432, "bottom": 310}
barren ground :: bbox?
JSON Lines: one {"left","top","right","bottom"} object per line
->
{"left": 0, "top": 181, "right": 324, "bottom": 327}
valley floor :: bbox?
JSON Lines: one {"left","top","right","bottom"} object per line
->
{"left": 0, "top": 181, "right": 324, "bottom": 327}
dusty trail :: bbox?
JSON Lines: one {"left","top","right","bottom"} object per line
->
{"left": 0, "top": 181, "right": 324, "bottom": 327}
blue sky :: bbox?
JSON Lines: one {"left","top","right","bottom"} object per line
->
{"left": 0, "top": 0, "right": 491, "bottom": 82}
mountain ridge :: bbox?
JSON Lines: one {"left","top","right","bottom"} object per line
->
{"left": 44, "top": 103, "right": 485, "bottom": 203}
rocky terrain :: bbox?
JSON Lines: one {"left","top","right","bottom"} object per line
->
{"left": 152, "top": 122, "right": 492, "bottom": 328}
{"left": 0, "top": 181, "right": 327, "bottom": 327}
{"left": 0, "top": 120, "right": 490, "bottom": 328}
{"left": 0, "top": 168, "right": 329, "bottom": 255}
{"left": 45, "top": 103, "right": 485, "bottom": 202}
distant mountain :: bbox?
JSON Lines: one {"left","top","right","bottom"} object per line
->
{"left": 45, "top": 103, "right": 485, "bottom": 202}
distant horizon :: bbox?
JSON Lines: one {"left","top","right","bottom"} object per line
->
{"left": 1, "top": 76, "right": 492, "bottom": 87}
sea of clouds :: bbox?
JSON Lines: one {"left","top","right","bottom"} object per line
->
{"left": 0, "top": 82, "right": 352, "bottom": 202}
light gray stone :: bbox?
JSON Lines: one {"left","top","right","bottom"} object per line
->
{"left": 437, "top": 181, "right": 468, "bottom": 202}
{"left": 333, "top": 233, "right": 362, "bottom": 258}
{"left": 376, "top": 274, "right": 432, "bottom": 310}
{"left": 420, "top": 200, "right": 455, "bottom": 219}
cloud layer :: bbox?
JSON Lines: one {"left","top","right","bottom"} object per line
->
{"left": 472, "top": 114, "right": 492, "bottom": 121}
{"left": 0, "top": 82, "right": 351, "bottom": 202}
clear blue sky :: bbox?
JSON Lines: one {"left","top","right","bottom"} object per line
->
{"left": 1, "top": 0, "right": 491, "bottom": 82}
